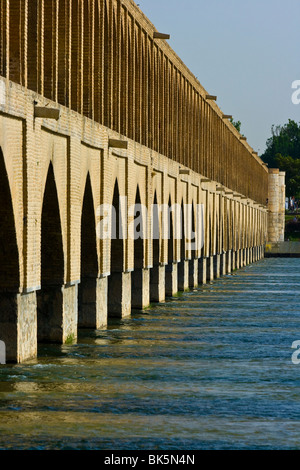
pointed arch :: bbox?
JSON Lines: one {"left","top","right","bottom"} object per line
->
{"left": 78, "top": 173, "right": 99, "bottom": 328}
{"left": 152, "top": 191, "right": 160, "bottom": 267}
{"left": 110, "top": 179, "right": 124, "bottom": 273}
{"left": 133, "top": 185, "right": 144, "bottom": 270}
{"left": 108, "top": 179, "right": 125, "bottom": 318}
{"left": 191, "top": 201, "right": 196, "bottom": 259}
{"left": 180, "top": 199, "right": 185, "bottom": 261}
{"left": 168, "top": 196, "right": 174, "bottom": 264}
{"left": 40, "top": 163, "right": 64, "bottom": 286}
{"left": 80, "top": 173, "right": 98, "bottom": 280}
{"left": 37, "top": 162, "right": 64, "bottom": 343}
{"left": 0, "top": 148, "right": 19, "bottom": 291}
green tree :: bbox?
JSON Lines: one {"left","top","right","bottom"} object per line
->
{"left": 230, "top": 118, "right": 242, "bottom": 133}
{"left": 261, "top": 120, "right": 300, "bottom": 197}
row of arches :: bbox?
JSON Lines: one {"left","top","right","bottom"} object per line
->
{"left": 0, "top": 0, "right": 268, "bottom": 204}
{"left": 0, "top": 146, "right": 266, "bottom": 356}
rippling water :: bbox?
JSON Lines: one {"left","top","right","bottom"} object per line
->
{"left": 1, "top": 258, "right": 300, "bottom": 450}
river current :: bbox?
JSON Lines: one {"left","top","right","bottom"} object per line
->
{"left": 0, "top": 258, "right": 300, "bottom": 450}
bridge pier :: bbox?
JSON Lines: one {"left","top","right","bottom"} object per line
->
{"left": 131, "top": 268, "right": 150, "bottom": 309}
{"left": 198, "top": 258, "right": 207, "bottom": 285}
{"left": 78, "top": 277, "right": 108, "bottom": 329}
{"left": 220, "top": 253, "right": 227, "bottom": 276}
{"left": 165, "top": 262, "right": 178, "bottom": 297}
{"left": 246, "top": 248, "right": 250, "bottom": 265}
{"left": 231, "top": 251, "right": 236, "bottom": 271}
{"left": 108, "top": 272, "right": 131, "bottom": 318}
{"left": 150, "top": 266, "right": 166, "bottom": 303}
{"left": 227, "top": 251, "right": 232, "bottom": 274}
{"left": 189, "top": 259, "right": 198, "bottom": 289}
{"left": 37, "top": 284, "right": 78, "bottom": 344}
{"left": 207, "top": 256, "right": 214, "bottom": 282}
{"left": 213, "top": 255, "right": 221, "bottom": 279}
{"left": 0, "top": 292, "right": 37, "bottom": 363}
{"left": 178, "top": 260, "right": 189, "bottom": 291}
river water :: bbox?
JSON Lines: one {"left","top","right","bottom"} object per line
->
{"left": 0, "top": 258, "right": 300, "bottom": 450}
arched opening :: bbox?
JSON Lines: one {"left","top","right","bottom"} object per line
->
{"left": 168, "top": 196, "right": 174, "bottom": 264}
{"left": 78, "top": 173, "right": 98, "bottom": 328}
{"left": 37, "top": 163, "right": 64, "bottom": 343}
{"left": 131, "top": 186, "right": 148, "bottom": 309}
{"left": 191, "top": 202, "right": 196, "bottom": 259}
{"left": 188, "top": 202, "right": 198, "bottom": 288}
{"left": 178, "top": 200, "right": 187, "bottom": 291}
{"left": 108, "top": 180, "right": 125, "bottom": 317}
{"left": 150, "top": 192, "right": 164, "bottom": 302}
{"left": 0, "top": 148, "right": 20, "bottom": 361}
{"left": 0, "top": 148, "right": 19, "bottom": 291}
{"left": 165, "top": 196, "right": 177, "bottom": 296}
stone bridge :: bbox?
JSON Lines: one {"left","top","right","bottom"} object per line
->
{"left": 0, "top": 0, "right": 285, "bottom": 362}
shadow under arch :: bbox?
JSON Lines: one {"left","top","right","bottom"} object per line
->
{"left": 0, "top": 148, "right": 20, "bottom": 361}
{"left": 0, "top": 148, "right": 20, "bottom": 291}
{"left": 108, "top": 179, "right": 128, "bottom": 318}
{"left": 150, "top": 191, "right": 165, "bottom": 303}
{"left": 165, "top": 196, "right": 177, "bottom": 297}
{"left": 178, "top": 200, "right": 187, "bottom": 292}
{"left": 37, "top": 162, "right": 64, "bottom": 343}
{"left": 78, "top": 173, "right": 99, "bottom": 328}
{"left": 131, "top": 185, "right": 148, "bottom": 309}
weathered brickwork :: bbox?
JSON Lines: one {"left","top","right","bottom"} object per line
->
{"left": 0, "top": 1, "right": 284, "bottom": 363}
{"left": 0, "top": 0, "right": 268, "bottom": 203}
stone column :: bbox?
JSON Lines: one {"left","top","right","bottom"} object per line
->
{"left": 232, "top": 251, "right": 236, "bottom": 271}
{"left": 79, "top": 277, "right": 107, "bottom": 329}
{"left": 37, "top": 284, "right": 78, "bottom": 344}
{"left": 236, "top": 250, "right": 240, "bottom": 270}
{"left": 198, "top": 258, "right": 207, "bottom": 285}
{"left": 178, "top": 260, "right": 189, "bottom": 291}
{"left": 108, "top": 272, "right": 131, "bottom": 318}
{"left": 213, "top": 254, "right": 220, "bottom": 278}
{"left": 268, "top": 169, "right": 286, "bottom": 243}
{"left": 0, "top": 291, "right": 37, "bottom": 363}
{"left": 227, "top": 250, "right": 232, "bottom": 274}
{"left": 131, "top": 268, "right": 150, "bottom": 309}
{"left": 220, "top": 252, "right": 227, "bottom": 275}
{"left": 150, "top": 265, "right": 165, "bottom": 303}
{"left": 165, "top": 262, "right": 178, "bottom": 297}
{"left": 189, "top": 259, "right": 198, "bottom": 289}
{"left": 207, "top": 256, "right": 214, "bottom": 282}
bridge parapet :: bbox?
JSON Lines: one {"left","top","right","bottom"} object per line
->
{"left": 0, "top": 0, "right": 268, "bottom": 204}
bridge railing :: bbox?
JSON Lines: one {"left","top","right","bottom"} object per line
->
{"left": 0, "top": 0, "right": 268, "bottom": 205}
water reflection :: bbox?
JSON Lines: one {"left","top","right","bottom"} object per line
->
{"left": 1, "top": 258, "right": 300, "bottom": 449}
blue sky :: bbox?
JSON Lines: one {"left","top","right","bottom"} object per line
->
{"left": 140, "top": 0, "right": 300, "bottom": 155}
